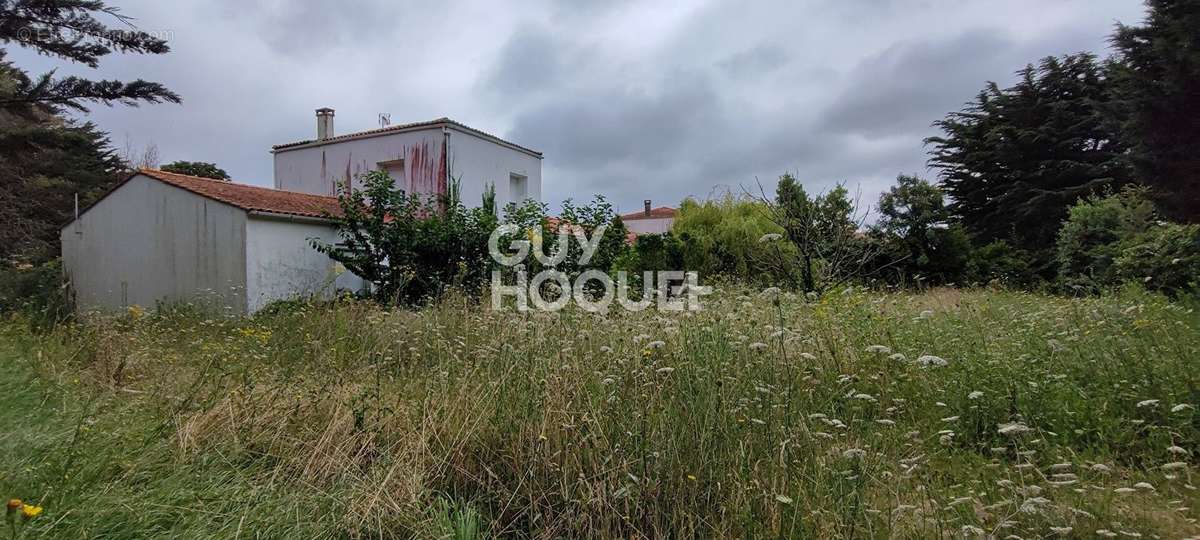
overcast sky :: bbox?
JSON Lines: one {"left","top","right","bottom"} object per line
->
{"left": 9, "top": 0, "right": 1147, "bottom": 215}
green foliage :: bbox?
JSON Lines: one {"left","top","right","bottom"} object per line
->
{"left": 927, "top": 53, "right": 1133, "bottom": 273}
{"left": 1055, "top": 187, "right": 1157, "bottom": 293}
{"left": 1109, "top": 0, "right": 1200, "bottom": 221}
{"left": 669, "top": 193, "right": 788, "bottom": 283}
{"left": 872, "top": 175, "right": 970, "bottom": 286}
{"left": 1115, "top": 222, "right": 1200, "bottom": 298}
{"left": 967, "top": 241, "right": 1036, "bottom": 287}
{"left": 773, "top": 174, "right": 860, "bottom": 291}
{"left": 0, "top": 57, "right": 126, "bottom": 264}
{"left": 0, "top": 2, "right": 179, "bottom": 112}
{"left": 160, "top": 161, "right": 230, "bottom": 180}
{"left": 0, "top": 258, "right": 71, "bottom": 330}
{"left": 313, "top": 170, "right": 497, "bottom": 305}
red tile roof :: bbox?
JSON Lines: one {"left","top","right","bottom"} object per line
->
{"left": 138, "top": 169, "right": 343, "bottom": 219}
{"left": 271, "top": 117, "right": 543, "bottom": 158}
{"left": 621, "top": 206, "right": 677, "bottom": 221}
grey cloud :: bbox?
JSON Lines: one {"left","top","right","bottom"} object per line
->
{"left": 820, "top": 30, "right": 1017, "bottom": 139}
{"left": 716, "top": 44, "right": 790, "bottom": 78}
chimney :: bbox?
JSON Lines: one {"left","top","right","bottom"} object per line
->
{"left": 644, "top": 199, "right": 652, "bottom": 216}
{"left": 316, "top": 107, "right": 335, "bottom": 140}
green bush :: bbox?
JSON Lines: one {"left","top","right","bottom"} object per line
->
{"left": 0, "top": 259, "right": 72, "bottom": 330}
{"left": 967, "top": 240, "right": 1036, "bottom": 287}
{"left": 670, "top": 193, "right": 791, "bottom": 283}
{"left": 1055, "top": 187, "right": 1155, "bottom": 293}
{"left": 1115, "top": 222, "right": 1200, "bottom": 297}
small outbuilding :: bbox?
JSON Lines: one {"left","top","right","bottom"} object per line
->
{"left": 61, "top": 169, "right": 365, "bottom": 315}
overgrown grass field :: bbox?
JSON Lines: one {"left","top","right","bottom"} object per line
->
{"left": 2, "top": 287, "right": 1198, "bottom": 538}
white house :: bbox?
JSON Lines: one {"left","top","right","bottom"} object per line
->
{"left": 272, "top": 108, "right": 543, "bottom": 210}
{"left": 621, "top": 200, "right": 677, "bottom": 235}
{"left": 61, "top": 111, "right": 544, "bottom": 314}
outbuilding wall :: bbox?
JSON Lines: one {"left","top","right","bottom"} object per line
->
{"left": 60, "top": 174, "right": 248, "bottom": 313}
{"left": 243, "top": 216, "right": 368, "bottom": 313}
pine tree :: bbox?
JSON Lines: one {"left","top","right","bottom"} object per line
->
{"left": 1109, "top": 0, "right": 1200, "bottom": 222}
{"left": 926, "top": 53, "right": 1132, "bottom": 274}
{"left": 0, "top": 0, "right": 179, "bottom": 112}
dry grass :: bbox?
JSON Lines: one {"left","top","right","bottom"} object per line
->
{"left": 3, "top": 286, "right": 1199, "bottom": 538}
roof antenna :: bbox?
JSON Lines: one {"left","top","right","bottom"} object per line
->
{"left": 378, "top": 113, "right": 391, "bottom": 128}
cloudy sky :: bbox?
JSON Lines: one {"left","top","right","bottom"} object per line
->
{"left": 10, "top": 0, "right": 1147, "bottom": 215}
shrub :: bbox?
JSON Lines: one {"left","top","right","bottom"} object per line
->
{"left": 0, "top": 258, "right": 72, "bottom": 331}
{"left": 314, "top": 171, "right": 498, "bottom": 305}
{"left": 967, "top": 241, "right": 1036, "bottom": 287}
{"left": 1115, "top": 222, "right": 1200, "bottom": 297}
{"left": 671, "top": 193, "right": 790, "bottom": 283}
{"left": 1055, "top": 186, "right": 1155, "bottom": 293}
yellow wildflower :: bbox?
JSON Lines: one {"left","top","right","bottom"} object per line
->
{"left": 20, "top": 503, "right": 42, "bottom": 519}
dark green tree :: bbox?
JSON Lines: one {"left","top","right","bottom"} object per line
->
{"left": 926, "top": 53, "right": 1132, "bottom": 274}
{"left": 0, "top": 0, "right": 179, "bottom": 112}
{"left": 772, "top": 174, "right": 861, "bottom": 292}
{"left": 1109, "top": 0, "right": 1200, "bottom": 222}
{"left": 160, "top": 161, "right": 230, "bottom": 180}
{"left": 873, "top": 175, "right": 970, "bottom": 285}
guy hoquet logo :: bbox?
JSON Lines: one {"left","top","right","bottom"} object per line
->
{"left": 488, "top": 224, "right": 711, "bottom": 312}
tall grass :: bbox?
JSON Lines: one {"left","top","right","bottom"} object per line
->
{"left": 1, "top": 286, "right": 1198, "bottom": 537}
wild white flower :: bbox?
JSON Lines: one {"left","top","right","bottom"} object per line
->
{"left": 960, "top": 525, "right": 985, "bottom": 536}
{"left": 775, "top": 494, "right": 793, "bottom": 504}
{"left": 1161, "top": 462, "right": 1188, "bottom": 471}
{"left": 998, "top": 422, "right": 1032, "bottom": 436}
{"left": 633, "top": 334, "right": 651, "bottom": 343}
{"left": 646, "top": 340, "right": 666, "bottom": 349}
{"left": 1168, "top": 445, "right": 1187, "bottom": 455}
{"left": 602, "top": 377, "right": 615, "bottom": 385}
{"left": 599, "top": 346, "right": 613, "bottom": 354}
{"left": 800, "top": 352, "right": 817, "bottom": 361}
{"left": 1049, "top": 527, "right": 1073, "bottom": 534}
{"left": 750, "top": 418, "right": 766, "bottom": 425}
{"left": 760, "top": 287, "right": 782, "bottom": 299}
{"left": 918, "top": 309, "right": 935, "bottom": 319}
{"left": 843, "top": 448, "right": 866, "bottom": 459}
{"left": 1091, "top": 464, "right": 1112, "bottom": 473}
{"left": 864, "top": 345, "right": 891, "bottom": 354}
{"left": 968, "top": 391, "right": 984, "bottom": 400}
{"left": 1133, "top": 481, "right": 1155, "bottom": 490}
{"left": 916, "top": 355, "right": 949, "bottom": 367}
{"left": 1114, "top": 487, "right": 1136, "bottom": 494}
{"left": 655, "top": 367, "right": 675, "bottom": 375}
{"left": 1096, "top": 530, "right": 1117, "bottom": 538}
{"left": 889, "top": 352, "right": 908, "bottom": 362}
{"left": 1171, "top": 403, "right": 1194, "bottom": 413}
{"left": 749, "top": 342, "right": 769, "bottom": 351}
{"left": 1136, "top": 399, "right": 1160, "bottom": 408}
{"left": 942, "top": 416, "right": 960, "bottom": 423}
{"left": 853, "top": 393, "right": 877, "bottom": 402}
{"left": 759, "top": 233, "right": 783, "bottom": 243}
{"left": 875, "top": 419, "right": 895, "bottom": 426}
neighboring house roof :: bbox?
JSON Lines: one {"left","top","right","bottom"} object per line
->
{"left": 270, "top": 117, "right": 543, "bottom": 158}
{"left": 67, "top": 169, "right": 343, "bottom": 227}
{"left": 621, "top": 206, "right": 677, "bottom": 221}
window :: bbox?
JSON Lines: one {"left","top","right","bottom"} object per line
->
{"left": 377, "top": 159, "right": 406, "bottom": 193}
{"left": 509, "top": 173, "right": 528, "bottom": 202}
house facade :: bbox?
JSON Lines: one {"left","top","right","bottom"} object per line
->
{"left": 61, "top": 112, "right": 543, "bottom": 314}
{"left": 272, "top": 109, "right": 543, "bottom": 210}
